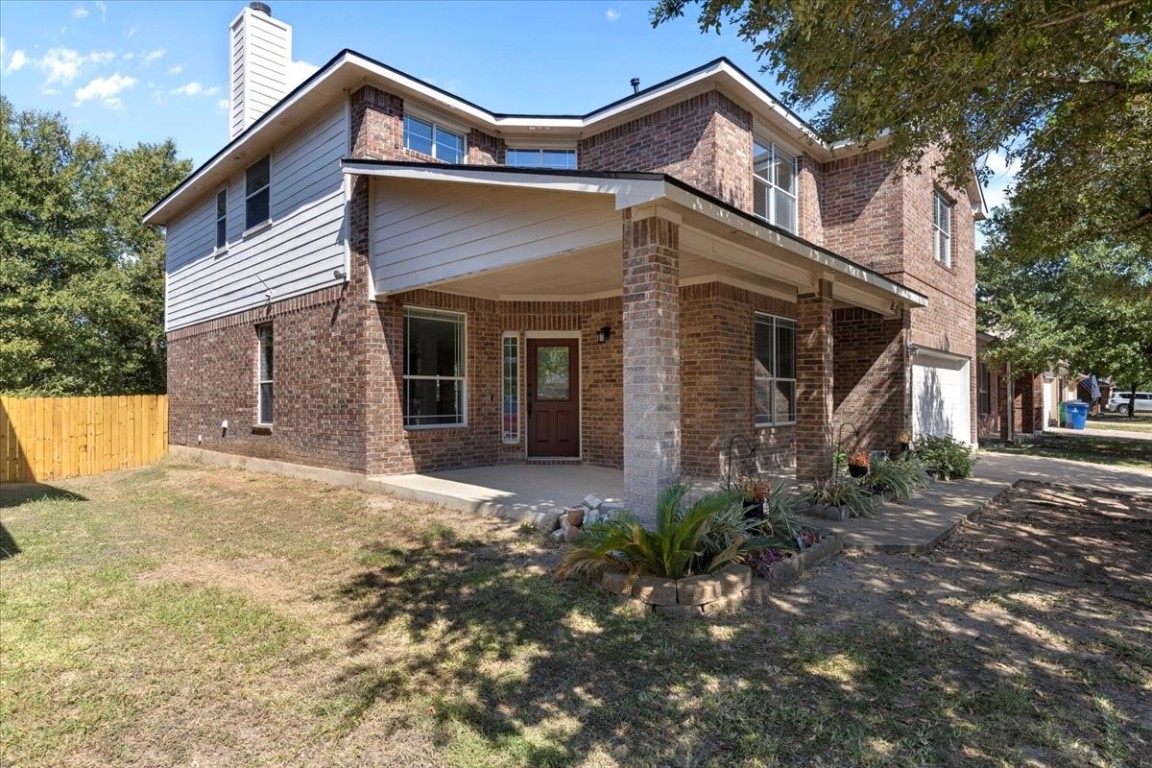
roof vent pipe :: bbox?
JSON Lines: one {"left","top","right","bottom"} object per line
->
{"left": 630, "top": 77, "right": 640, "bottom": 94}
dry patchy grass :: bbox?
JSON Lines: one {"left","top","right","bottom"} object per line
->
{"left": 1, "top": 462, "right": 1149, "bottom": 767}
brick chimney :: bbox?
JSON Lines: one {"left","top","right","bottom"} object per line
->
{"left": 228, "top": 2, "right": 292, "bottom": 140}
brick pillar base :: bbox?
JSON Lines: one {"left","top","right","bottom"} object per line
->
{"left": 622, "top": 208, "right": 681, "bottom": 515}
{"left": 796, "top": 280, "right": 834, "bottom": 483}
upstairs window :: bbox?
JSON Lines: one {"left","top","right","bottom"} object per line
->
{"left": 215, "top": 189, "right": 227, "bottom": 250}
{"left": 404, "top": 114, "right": 465, "bottom": 163}
{"left": 754, "top": 313, "right": 797, "bottom": 426}
{"left": 245, "top": 155, "right": 270, "bottom": 230}
{"left": 753, "top": 136, "right": 797, "bottom": 233}
{"left": 404, "top": 308, "right": 467, "bottom": 428}
{"left": 506, "top": 148, "right": 577, "bottom": 170}
{"left": 934, "top": 191, "right": 953, "bottom": 267}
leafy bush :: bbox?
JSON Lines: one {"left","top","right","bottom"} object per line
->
{"left": 556, "top": 485, "right": 749, "bottom": 580}
{"left": 761, "top": 481, "right": 804, "bottom": 539}
{"left": 912, "top": 434, "right": 978, "bottom": 480}
{"left": 804, "top": 479, "right": 876, "bottom": 518}
{"left": 866, "top": 457, "right": 931, "bottom": 502}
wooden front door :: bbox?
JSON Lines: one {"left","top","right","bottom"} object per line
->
{"left": 527, "top": 339, "right": 580, "bottom": 457}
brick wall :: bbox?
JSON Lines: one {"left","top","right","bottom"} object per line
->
{"left": 831, "top": 307, "right": 909, "bottom": 455}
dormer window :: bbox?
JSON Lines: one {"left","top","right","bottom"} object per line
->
{"left": 753, "top": 136, "right": 797, "bottom": 233}
{"left": 506, "top": 148, "right": 577, "bottom": 170}
{"left": 404, "top": 114, "right": 465, "bottom": 164}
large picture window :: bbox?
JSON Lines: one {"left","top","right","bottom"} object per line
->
{"left": 404, "top": 114, "right": 465, "bottom": 164}
{"left": 245, "top": 155, "right": 270, "bottom": 230}
{"left": 754, "top": 313, "right": 796, "bottom": 426}
{"left": 404, "top": 308, "right": 466, "bottom": 428}
{"left": 753, "top": 136, "right": 797, "bottom": 233}
{"left": 257, "top": 324, "right": 274, "bottom": 425}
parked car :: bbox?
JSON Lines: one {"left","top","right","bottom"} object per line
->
{"left": 1106, "top": 391, "right": 1152, "bottom": 415}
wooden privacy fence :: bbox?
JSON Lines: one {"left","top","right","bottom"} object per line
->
{"left": 0, "top": 395, "right": 168, "bottom": 483}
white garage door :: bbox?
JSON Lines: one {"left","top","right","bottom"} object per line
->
{"left": 912, "top": 353, "right": 972, "bottom": 444}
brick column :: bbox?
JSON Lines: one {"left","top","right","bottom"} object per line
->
{"left": 622, "top": 207, "right": 681, "bottom": 516}
{"left": 795, "top": 279, "right": 834, "bottom": 483}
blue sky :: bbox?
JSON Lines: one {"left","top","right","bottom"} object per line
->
{"left": 0, "top": 0, "right": 1014, "bottom": 210}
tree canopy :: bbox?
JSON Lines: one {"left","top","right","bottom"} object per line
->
{"left": 0, "top": 96, "right": 191, "bottom": 395}
{"left": 652, "top": 0, "right": 1152, "bottom": 257}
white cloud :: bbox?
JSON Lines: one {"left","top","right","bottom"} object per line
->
{"left": 286, "top": 59, "right": 319, "bottom": 89}
{"left": 171, "top": 81, "right": 220, "bottom": 97}
{"left": 125, "top": 26, "right": 136, "bottom": 40}
{"left": 122, "top": 52, "right": 134, "bottom": 61}
{"left": 39, "top": 48, "right": 86, "bottom": 84}
{"left": 73, "top": 5, "right": 89, "bottom": 18}
{"left": 4, "top": 49, "right": 28, "bottom": 75}
{"left": 95, "top": 1, "right": 106, "bottom": 20}
{"left": 142, "top": 48, "right": 166, "bottom": 63}
{"left": 89, "top": 50, "right": 116, "bottom": 64}
{"left": 980, "top": 149, "right": 1020, "bottom": 211}
{"left": 217, "top": 98, "right": 229, "bottom": 112}
{"left": 167, "top": 64, "right": 183, "bottom": 76}
{"left": 74, "top": 73, "right": 137, "bottom": 108}
{"left": 605, "top": 8, "right": 621, "bottom": 21}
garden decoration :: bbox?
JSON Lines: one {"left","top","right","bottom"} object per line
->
{"left": 847, "top": 450, "right": 870, "bottom": 478}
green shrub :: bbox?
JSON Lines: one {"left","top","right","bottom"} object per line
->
{"left": 866, "top": 457, "right": 931, "bottom": 502}
{"left": 804, "top": 478, "right": 876, "bottom": 518}
{"left": 912, "top": 434, "right": 978, "bottom": 480}
{"left": 556, "top": 485, "right": 748, "bottom": 580}
{"left": 762, "top": 481, "right": 804, "bottom": 539}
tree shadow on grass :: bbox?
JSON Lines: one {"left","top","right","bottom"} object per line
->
{"left": 326, "top": 487, "right": 1152, "bottom": 767}
{"left": 1, "top": 483, "right": 87, "bottom": 508}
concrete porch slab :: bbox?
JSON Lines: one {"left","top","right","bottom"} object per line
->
{"left": 370, "top": 464, "right": 626, "bottom": 526}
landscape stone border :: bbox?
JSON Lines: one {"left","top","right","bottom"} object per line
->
{"left": 596, "top": 530, "right": 843, "bottom": 617}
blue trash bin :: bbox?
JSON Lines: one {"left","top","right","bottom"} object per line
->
{"left": 1065, "top": 401, "right": 1088, "bottom": 430}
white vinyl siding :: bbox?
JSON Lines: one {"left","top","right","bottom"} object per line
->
{"left": 165, "top": 98, "right": 347, "bottom": 331}
{"left": 369, "top": 179, "right": 619, "bottom": 296}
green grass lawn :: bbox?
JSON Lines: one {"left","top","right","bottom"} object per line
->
{"left": 2, "top": 462, "right": 1149, "bottom": 767}
{"left": 1086, "top": 413, "right": 1152, "bottom": 434}
{"left": 984, "top": 432, "right": 1152, "bottom": 468}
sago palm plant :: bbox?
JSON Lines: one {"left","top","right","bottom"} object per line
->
{"left": 556, "top": 484, "right": 748, "bottom": 580}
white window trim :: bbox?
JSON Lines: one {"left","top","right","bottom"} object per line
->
{"left": 502, "top": 332, "right": 520, "bottom": 444}
{"left": 752, "top": 134, "right": 798, "bottom": 233}
{"left": 934, "top": 190, "right": 953, "bottom": 267}
{"left": 403, "top": 111, "right": 467, "bottom": 163}
{"left": 213, "top": 187, "right": 229, "bottom": 257}
{"left": 403, "top": 307, "right": 468, "bottom": 430}
{"left": 754, "top": 312, "right": 797, "bottom": 428}
{"left": 256, "top": 323, "right": 273, "bottom": 426}
{"left": 245, "top": 154, "right": 271, "bottom": 231}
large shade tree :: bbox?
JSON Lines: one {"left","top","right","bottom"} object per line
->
{"left": 0, "top": 96, "right": 191, "bottom": 395}
{"left": 652, "top": 0, "right": 1152, "bottom": 258}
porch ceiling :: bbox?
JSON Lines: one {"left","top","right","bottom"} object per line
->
{"left": 349, "top": 162, "right": 927, "bottom": 316}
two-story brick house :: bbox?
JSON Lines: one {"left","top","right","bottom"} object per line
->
{"left": 145, "top": 4, "right": 983, "bottom": 512}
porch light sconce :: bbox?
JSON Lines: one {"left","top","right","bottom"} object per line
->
{"left": 907, "top": 343, "right": 920, "bottom": 356}
{"left": 333, "top": 268, "right": 348, "bottom": 282}
{"left": 596, "top": 326, "right": 612, "bottom": 344}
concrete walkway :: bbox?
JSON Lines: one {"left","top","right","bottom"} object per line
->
{"left": 1046, "top": 425, "right": 1152, "bottom": 441}
{"left": 814, "top": 452, "right": 1152, "bottom": 553}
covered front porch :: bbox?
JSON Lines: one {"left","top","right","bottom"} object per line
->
{"left": 346, "top": 161, "right": 927, "bottom": 514}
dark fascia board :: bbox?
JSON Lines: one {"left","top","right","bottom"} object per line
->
{"left": 340, "top": 158, "right": 928, "bottom": 306}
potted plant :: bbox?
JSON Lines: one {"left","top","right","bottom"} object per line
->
{"left": 847, "top": 450, "right": 870, "bottom": 478}
{"left": 738, "top": 477, "right": 771, "bottom": 519}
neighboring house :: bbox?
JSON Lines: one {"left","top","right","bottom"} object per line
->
{"left": 144, "top": 3, "right": 984, "bottom": 512}
{"left": 976, "top": 333, "right": 1050, "bottom": 439}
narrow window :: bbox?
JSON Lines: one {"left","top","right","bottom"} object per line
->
{"left": 753, "top": 135, "right": 798, "bottom": 233}
{"left": 506, "top": 148, "right": 578, "bottom": 170}
{"left": 502, "top": 334, "right": 519, "bottom": 443}
{"left": 245, "top": 155, "right": 270, "bottom": 229}
{"left": 215, "top": 189, "right": 227, "bottom": 250}
{"left": 403, "top": 114, "right": 465, "bottom": 163}
{"left": 403, "top": 308, "right": 466, "bottom": 427}
{"left": 934, "top": 191, "right": 952, "bottom": 267}
{"left": 257, "top": 324, "right": 274, "bottom": 425}
{"left": 754, "top": 314, "right": 797, "bottom": 426}
{"left": 978, "top": 362, "right": 991, "bottom": 415}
